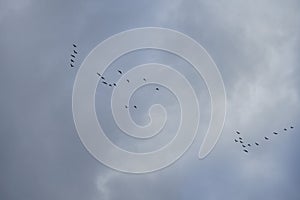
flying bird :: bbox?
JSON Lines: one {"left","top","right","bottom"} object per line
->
{"left": 73, "top": 50, "right": 78, "bottom": 54}
{"left": 71, "top": 54, "right": 75, "bottom": 58}
{"left": 70, "top": 64, "right": 74, "bottom": 67}
{"left": 255, "top": 142, "right": 259, "bottom": 146}
{"left": 125, "top": 105, "right": 128, "bottom": 108}
{"left": 242, "top": 144, "right": 246, "bottom": 148}
{"left": 239, "top": 137, "right": 242, "bottom": 140}
{"left": 71, "top": 59, "right": 74, "bottom": 63}
{"left": 73, "top": 44, "right": 77, "bottom": 48}
{"left": 264, "top": 137, "right": 269, "bottom": 140}
{"left": 118, "top": 70, "right": 122, "bottom": 74}
{"left": 133, "top": 105, "right": 137, "bottom": 109}
{"left": 273, "top": 132, "right": 278, "bottom": 135}
{"left": 97, "top": 72, "right": 101, "bottom": 76}
{"left": 248, "top": 144, "right": 251, "bottom": 147}
{"left": 290, "top": 126, "right": 294, "bottom": 129}
{"left": 236, "top": 131, "right": 240, "bottom": 134}
{"left": 102, "top": 81, "right": 108, "bottom": 85}
{"left": 284, "top": 128, "right": 287, "bottom": 131}
{"left": 126, "top": 79, "right": 130, "bottom": 83}
{"left": 234, "top": 139, "right": 238, "bottom": 142}
{"left": 109, "top": 84, "right": 112, "bottom": 87}
{"left": 240, "top": 141, "right": 243, "bottom": 143}
{"left": 156, "top": 87, "right": 159, "bottom": 91}
{"left": 243, "top": 149, "right": 248, "bottom": 153}
{"left": 113, "top": 83, "right": 117, "bottom": 86}
{"left": 143, "top": 78, "right": 147, "bottom": 81}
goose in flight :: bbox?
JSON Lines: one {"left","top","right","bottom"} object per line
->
{"left": 73, "top": 50, "right": 78, "bottom": 54}
{"left": 264, "top": 136, "right": 269, "bottom": 140}
{"left": 118, "top": 70, "right": 122, "bottom": 74}
{"left": 71, "top": 54, "right": 75, "bottom": 58}
{"left": 73, "top": 44, "right": 77, "bottom": 48}
{"left": 70, "top": 64, "right": 74, "bottom": 67}
{"left": 255, "top": 142, "right": 259, "bottom": 146}
{"left": 243, "top": 149, "right": 248, "bottom": 153}
{"left": 236, "top": 131, "right": 240, "bottom": 134}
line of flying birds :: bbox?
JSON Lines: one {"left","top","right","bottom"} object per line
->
{"left": 235, "top": 126, "right": 295, "bottom": 153}
{"left": 70, "top": 44, "right": 78, "bottom": 67}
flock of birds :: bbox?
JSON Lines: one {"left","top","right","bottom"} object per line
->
{"left": 69, "top": 44, "right": 78, "bottom": 67}
{"left": 96, "top": 69, "right": 160, "bottom": 110}
{"left": 234, "top": 126, "right": 295, "bottom": 153}
{"left": 69, "top": 44, "right": 296, "bottom": 154}
{"left": 69, "top": 43, "right": 160, "bottom": 110}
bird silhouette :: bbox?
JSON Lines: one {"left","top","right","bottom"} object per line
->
{"left": 109, "top": 84, "right": 112, "bottom": 87}
{"left": 102, "top": 81, "right": 107, "bottom": 85}
{"left": 234, "top": 139, "right": 238, "bottom": 142}
{"left": 156, "top": 87, "right": 159, "bottom": 91}
{"left": 143, "top": 78, "right": 147, "bottom": 81}
{"left": 118, "top": 70, "right": 122, "bottom": 74}
{"left": 284, "top": 128, "right": 287, "bottom": 131}
{"left": 264, "top": 137, "right": 269, "bottom": 140}
{"left": 273, "top": 132, "right": 278, "bottom": 135}
{"left": 255, "top": 142, "right": 259, "bottom": 146}
{"left": 239, "top": 137, "right": 242, "bottom": 140}
{"left": 243, "top": 149, "right": 248, "bottom": 153}
{"left": 240, "top": 141, "right": 243, "bottom": 143}
{"left": 248, "top": 144, "right": 251, "bottom": 147}
{"left": 126, "top": 79, "right": 130, "bottom": 83}
{"left": 113, "top": 83, "right": 116, "bottom": 86}
{"left": 290, "top": 126, "right": 294, "bottom": 129}
{"left": 70, "top": 64, "right": 74, "bottom": 67}
{"left": 73, "top": 44, "right": 77, "bottom": 48}
{"left": 236, "top": 131, "right": 240, "bottom": 134}
{"left": 242, "top": 144, "right": 246, "bottom": 148}
{"left": 97, "top": 72, "right": 101, "bottom": 76}
{"left": 71, "top": 59, "right": 74, "bottom": 63}
{"left": 71, "top": 54, "right": 75, "bottom": 58}
{"left": 125, "top": 105, "right": 128, "bottom": 108}
{"left": 133, "top": 105, "right": 137, "bottom": 109}
{"left": 73, "top": 50, "right": 78, "bottom": 54}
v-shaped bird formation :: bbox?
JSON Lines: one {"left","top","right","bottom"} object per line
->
{"left": 234, "top": 126, "right": 295, "bottom": 154}
{"left": 96, "top": 69, "right": 160, "bottom": 110}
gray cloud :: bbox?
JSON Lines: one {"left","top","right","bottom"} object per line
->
{"left": 1, "top": 0, "right": 300, "bottom": 200}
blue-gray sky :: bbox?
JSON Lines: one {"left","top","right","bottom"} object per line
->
{"left": 1, "top": 0, "right": 300, "bottom": 199}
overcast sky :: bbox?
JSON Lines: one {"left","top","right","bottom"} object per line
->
{"left": 1, "top": 0, "right": 300, "bottom": 199}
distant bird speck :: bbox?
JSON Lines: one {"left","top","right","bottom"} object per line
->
{"left": 70, "top": 64, "right": 74, "bottom": 67}
{"left": 255, "top": 142, "right": 259, "bottom": 146}
{"left": 290, "top": 126, "right": 294, "bottom": 129}
{"left": 236, "top": 131, "right": 240, "bottom": 134}
{"left": 118, "top": 70, "right": 122, "bottom": 74}
{"left": 126, "top": 79, "right": 130, "bottom": 83}
{"left": 73, "top": 44, "right": 77, "bottom": 48}
{"left": 71, "top": 59, "right": 74, "bottom": 63}
{"left": 133, "top": 105, "right": 137, "bottom": 109}
{"left": 243, "top": 149, "right": 248, "bottom": 153}
{"left": 273, "top": 132, "right": 278, "bottom": 135}
{"left": 284, "top": 128, "right": 287, "bottom": 131}
{"left": 156, "top": 87, "right": 159, "bottom": 91}
{"left": 234, "top": 139, "right": 238, "bottom": 142}
{"left": 73, "top": 50, "right": 78, "bottom": 54}
{"left": 113, "top": 83, "right": 116, "bottom": 86}
{"left": 102, "top": 81, "right": 107, "bottom": 85}
{"left": 248, "top": 144, "right": 251, "bottom": 147}
{"left": 71, "top": 54, "right": 75, "bottom": 58}
{"left": 264, "top": 137, "right": 269, "bottom": 140}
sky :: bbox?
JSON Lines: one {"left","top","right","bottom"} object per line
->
{"left": 1, "top": 0, "right": 300, "bottom": 199}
